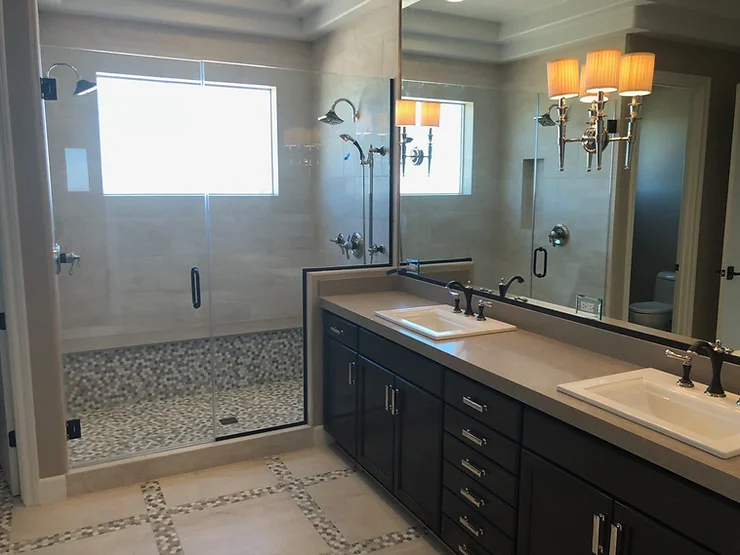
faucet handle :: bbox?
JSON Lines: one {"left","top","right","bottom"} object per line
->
{"left": 476, "top": 300, "right": 493, "bottom": 321}
{"left": 665, "top": 349, "right": 694, "bottom": 388}
{"left": 713, "top": 340, "right": 735, "bottom": 355}
{"left": 449, "top": 290, "right": 461, "bottom": 299}
{"left": 666, "top": 349, "right": 692, "bottom": 365}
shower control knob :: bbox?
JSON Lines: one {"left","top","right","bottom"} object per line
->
{"left": 548, "top": 224, "right": 570, "bottom": 247}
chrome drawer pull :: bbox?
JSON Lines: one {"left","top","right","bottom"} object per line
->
{"left": 461, "top": 458, "right": 485, "bottom": 478}
{"left": 459, "top": 515, "right": 483, "bottom": 538}
{"left": 458, "top": 544, "right": 473, "bottom": 555}
{"left": 329, "top": 326, "right": 343, "bottom": 337}
{"left": 384, "top": 384, "right": 390, "bottom": 412}
{"left": 462, "top": 396, "right": 487, "bottom": 413}
{"left": 348, "top": 361, "right": 355, "bottom": 386}
{"left": 460, "top": 487, "right": 484, "bottom": 508}
{"left": 592, "top": 514, "right": 604, "bottom": 555}
{"left": 609, "top": 523, "right": 622, "bottom": 555}
{"left": 461, "top": 429, "right": 486, "bottom": 447}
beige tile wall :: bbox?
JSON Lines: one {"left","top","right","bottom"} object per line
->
{"left": 312, "top": 0, "right": 398, "bottom": 268}
{"left": 399, "top": 35, "right": 627, "bottom": 308}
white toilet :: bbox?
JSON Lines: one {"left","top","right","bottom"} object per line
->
{"left": 628, "top": 271, "right": 676, "bottom": 332}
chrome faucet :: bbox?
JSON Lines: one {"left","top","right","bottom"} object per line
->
{"left": 687, "top": 340, "right": 735, "bottom": 398}
{"left": 499, "top": 275, "right": 524, "bottom": 299}
{"left": 446, "top": 281, "right": 475, "bottom": 317}
{"left": 665, "top": 349, "right": 693, "bottom": 388}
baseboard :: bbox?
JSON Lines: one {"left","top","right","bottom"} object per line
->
{"left": 37, "top": 474, "right": 67, "bottom": 505}
{"left": 66, "top": 424, "right": 323, "bottom": 498}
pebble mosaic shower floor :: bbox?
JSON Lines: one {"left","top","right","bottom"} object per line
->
{"left": 64, "top": 329, "right": 305, "bottom": 466}
{"left": 68, "top": 378, "right": 305, "bottom": 465}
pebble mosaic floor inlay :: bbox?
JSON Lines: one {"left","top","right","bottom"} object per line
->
{"left": 69, "top": 378, "right": 305, "bottom": 466}
{"left": 0, "top": 447, "right": 441, "bottom": 554}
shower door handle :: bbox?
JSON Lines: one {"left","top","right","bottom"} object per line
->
{"left": 533, "top": 247, "right": 548, "bottom": 279}
{"left": 190, "top": 267, "right": 201, "bottom": 309}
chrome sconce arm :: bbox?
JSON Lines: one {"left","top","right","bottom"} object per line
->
{"left": 554, "top": 92, "right": 643, "bottom": 173}
{"left": 400, "top": 127, "right": 434, "bottom": 177}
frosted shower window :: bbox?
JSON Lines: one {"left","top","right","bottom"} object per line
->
{"left": 97, "top": 75, "right": 278, "bottom": 195}
{"left": 400, "top": 101, "right": 466, "bottom": 196}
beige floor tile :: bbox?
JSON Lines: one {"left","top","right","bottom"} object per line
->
{"left": 376, "top": 537, "right": 448, "bottom": 554}
{"left": 159, "top": 458, "right": 277, "bottom": 507}
{"left": 11, "top": 485, "right": 146, "bottom": 541}
{"left": 306, "top": 474, "right": 415, "bottom": 544}
{"left": 280, "top": 446, "right": 350, "bottom": 479}
{"left": 30, "top": 524, "right": 157, "bottom": 555}
{"left": 173, "top": 491, "right": 329, "bottom": 555}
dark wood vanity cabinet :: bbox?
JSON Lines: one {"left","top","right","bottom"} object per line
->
{"left": 323, "top": 338, "right": 358, "bottom": 458}
{"left": 323, "top": 314, "right": 444, "bottom": 533}
{"left": 519, "top": 450, "right": 714, "bottom": 555}
{"left": 357, "top": 357, "right": 395, "bottom": 489}
{"left": 321, "top": 309, "right": 740, "bottom": 555}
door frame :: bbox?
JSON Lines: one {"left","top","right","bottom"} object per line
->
{"left": 0, "top": 0, "right": 40, "bottom": 504}
{"left": 716, "top": 84, "right": 740, "bottom": 342}
{"left": 610, "top": 71, "right": 710, "bottom": 336}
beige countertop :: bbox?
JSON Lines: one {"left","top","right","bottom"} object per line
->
{"left": 321, "top": 290, "right": 740, "bottom": 505}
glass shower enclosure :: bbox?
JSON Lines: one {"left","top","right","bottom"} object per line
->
{"left": 43, "top": 46, "right": 391, "bottom": 466}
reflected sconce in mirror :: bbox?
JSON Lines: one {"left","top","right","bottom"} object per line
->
{"left": 396, "top": 100, "right": 441, "bottom": 176}
{"left": 546, "top": 50, "right": 655, "bottom": 172}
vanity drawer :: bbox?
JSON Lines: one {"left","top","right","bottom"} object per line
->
{"left": 445, "top": 405, "right": 520, "bottom": 475}
{"left": 441, "top": 514, "right": 489, "bottom": 555}
{"left": 445, "top": 371, "right": 522, "bottom": 441}
{"left": 359, "top": 329, "right": 443, "bottom": 397}
{"left": 442, "top": 488, "right": 515, "bottom": 555}
{"left": 323, "top": 311, "right": 358, "bottom": 350}
{"left": 444, "top": 461, "right": 517, "bottom": 539}
{"left": 444, "top": 434, "right": 519, "bottom": 507}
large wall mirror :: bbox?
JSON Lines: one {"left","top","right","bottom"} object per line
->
{"left": 399, "top": 0, "right": 740, "bottom": 349}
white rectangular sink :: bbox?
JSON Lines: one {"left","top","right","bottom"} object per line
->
{"left": 558, "top": 368, "right": 740, "bottom": 459}
{"left": 374, "top": 305, "right": 517, "bottom": 340}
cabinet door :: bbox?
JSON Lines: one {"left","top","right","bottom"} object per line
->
{"left": 358, "top": 357, "right": 395, "bottom": 490}
{"left": 518, "top": 451, "right": 612, "bottom": 555}
{"left": 393, "top": 376, "right": 443, "bottom": 533}
{"left": 324, "top": 338, "right": 358, "bottom": 458}
{"left": 611, "top": 503, "right": 713, "bottom": 555}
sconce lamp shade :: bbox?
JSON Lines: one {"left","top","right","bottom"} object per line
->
{"left": 421, "top": 102, "right": 441, "bottom": 127}
{"left": 395, "top": 99, "right": 417, "bottom": 126}
{"left": 579, "top": 67, "right": 609, "bottom": 103}
{"left": 584, "top": 49, "right": 622, "bottom": 93}
{"left": 547, "top": 58, "right": 580, "bottom": 100}
{"left": 618, "top": 52, "right": 655, "bottom": 97}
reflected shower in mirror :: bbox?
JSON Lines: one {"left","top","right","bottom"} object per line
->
{"left": 400, "top": 0, "right": 740, "bottom": 350}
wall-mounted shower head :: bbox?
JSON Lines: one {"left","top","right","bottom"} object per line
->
{"left": 45, "top": 62, "right": 98, "bottom": 97}
{"left": 340, "top": 133, "right": 365, "bottom": 163}
{"left": 319, "top": 98, "right": 359, "bottom": 125}
{"left": 536, "top": 103, "right": 558, "bottom": 127}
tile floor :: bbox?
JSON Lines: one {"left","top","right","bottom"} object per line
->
{"left": 3, "top": 446, "right": 449, "bottom": 554}
{"left": 69, "top": 379, "right": 305, "bottom": 466}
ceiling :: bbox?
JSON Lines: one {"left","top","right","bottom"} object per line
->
{"left": 408, "top": 0, "right": 574, "bottom": 23}
{"left": 402, "top": 0, "right": 740, "bottom": 63}
{"left": 37, "top": 0, "right": 377, "bottom": 41}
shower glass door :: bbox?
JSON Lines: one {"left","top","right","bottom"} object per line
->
{"left": 43, "top": 47, "right": 214, "bottom": 466}
{"left": 529, "top": 93, "right": 612, "bottom": 313}
{"left": 203, "top": 61, "right": 309, "bottom": 439}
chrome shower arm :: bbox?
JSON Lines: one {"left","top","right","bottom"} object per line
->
{"left": 331, "top": 98, "right": 360, "bottom": 122}
{"left": 45, "top": 62, "right": 82, "bottom": 80}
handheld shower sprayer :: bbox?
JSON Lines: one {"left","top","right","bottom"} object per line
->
{"left": 340, "top": 133, "right": 366, "bottom": 163}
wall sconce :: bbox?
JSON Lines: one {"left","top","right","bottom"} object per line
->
{"left": 546, "top": 50, "right": 655, "bottom": 172}
{"left": 396, "top": 100, "right": 441, "bottom": 176}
